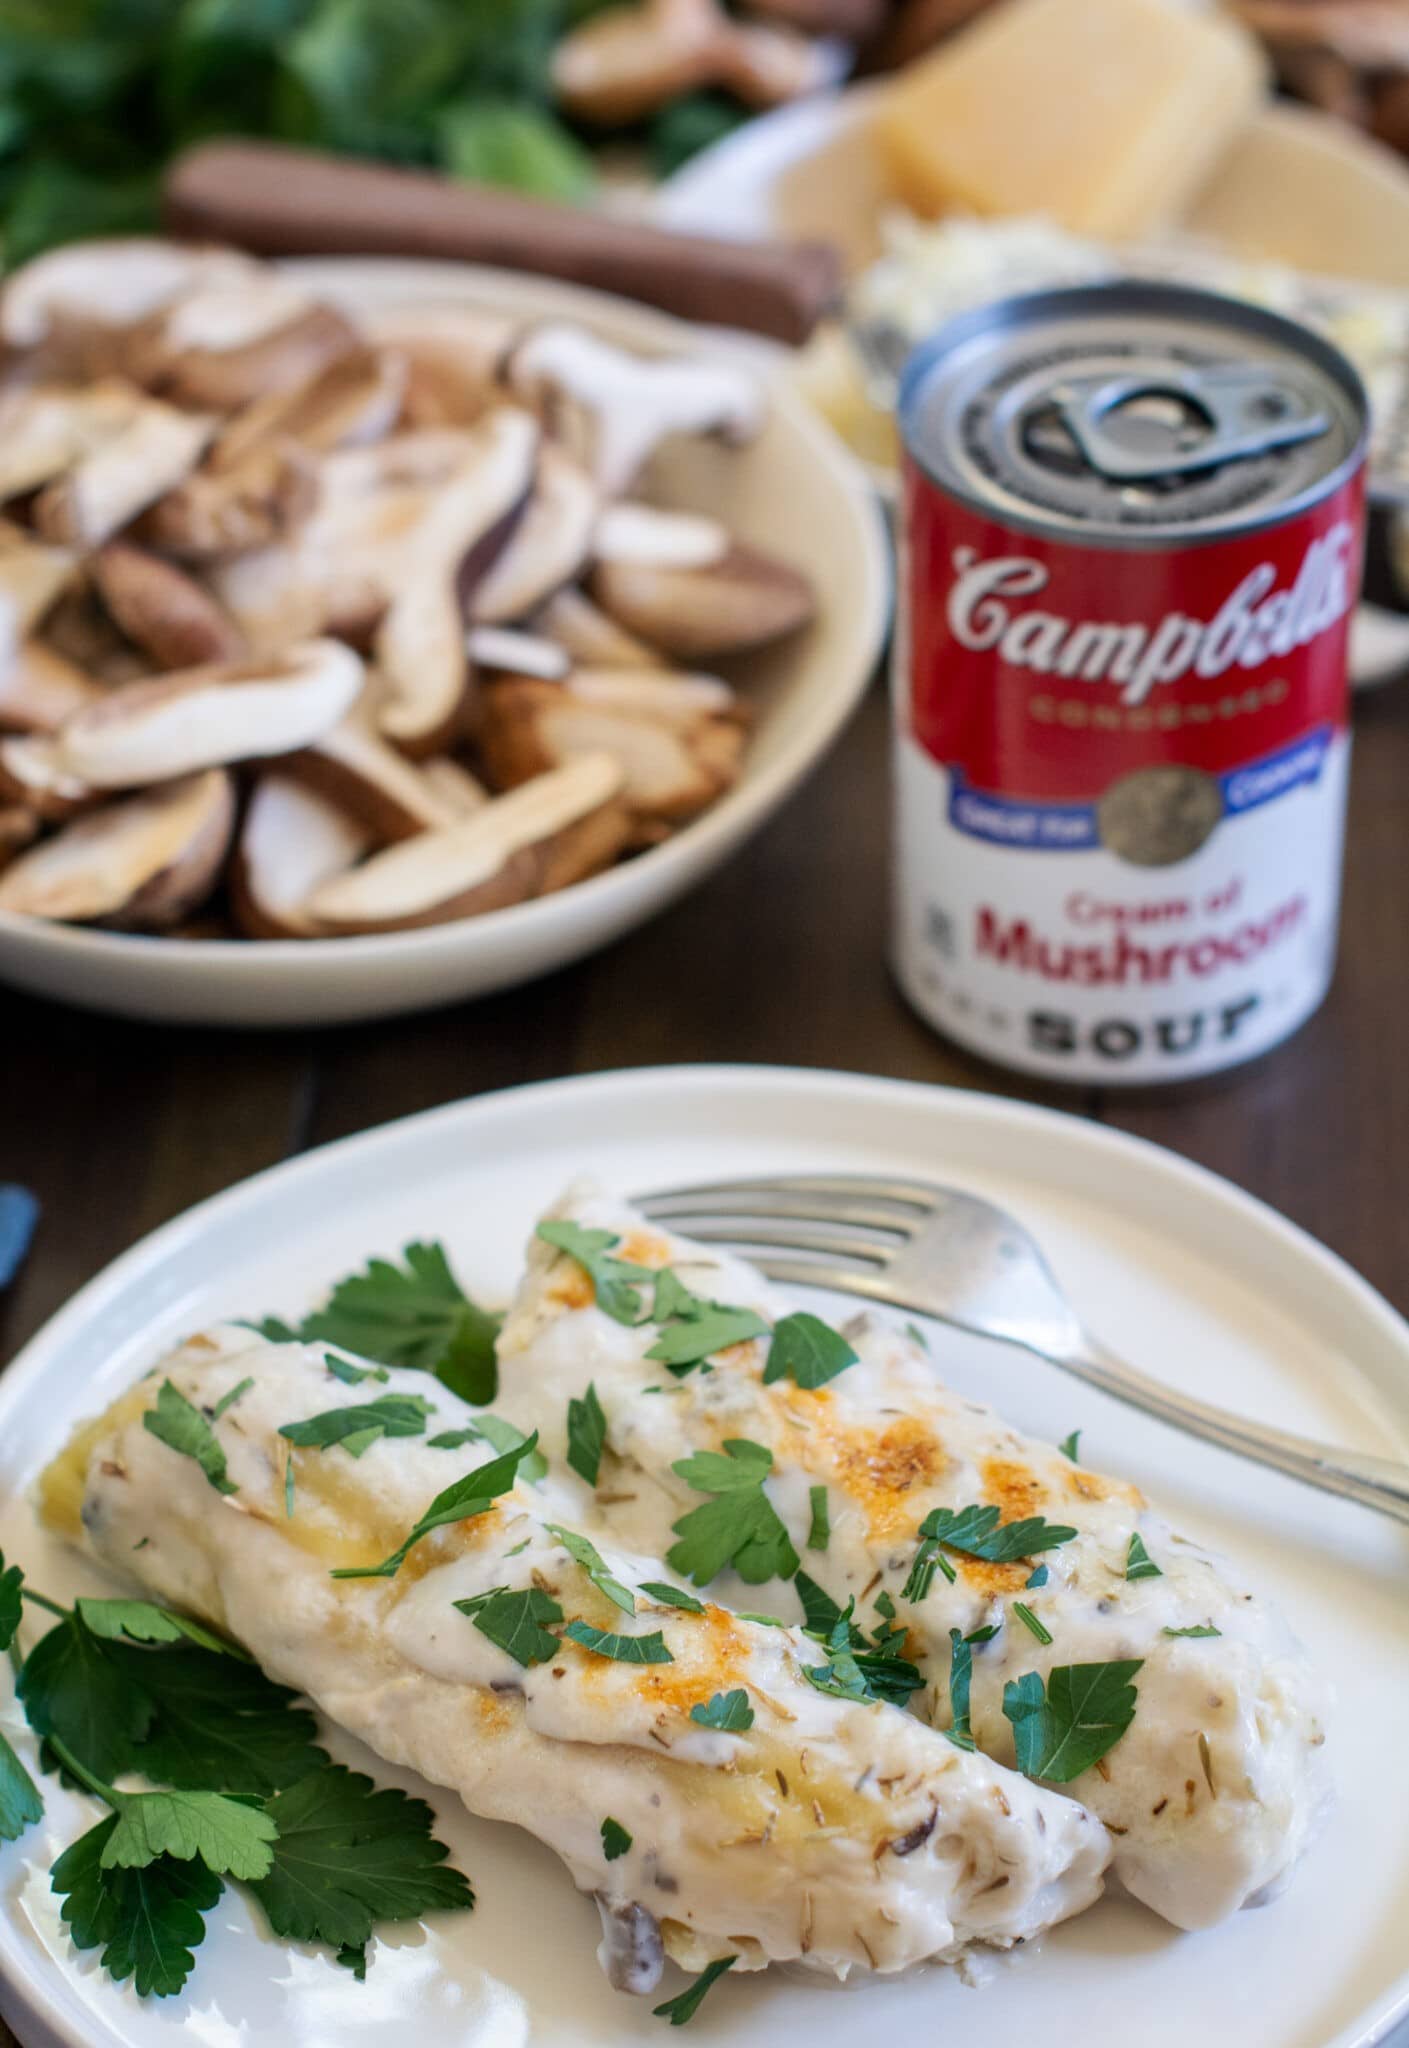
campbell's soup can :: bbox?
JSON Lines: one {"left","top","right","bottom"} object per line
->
{"left": 891, "top": 282, "right": 1369, "bottom": 1084}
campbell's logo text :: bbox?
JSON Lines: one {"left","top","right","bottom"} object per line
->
{"left": 946, "top": 526, "right": 1355, "bottom": 706}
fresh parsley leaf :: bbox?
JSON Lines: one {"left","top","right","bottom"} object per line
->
{"left": 761, "top": 1312, "right": 858, "bottom": 1390}
{"left": 1126, "top": 1533, "right": 1162, "bottom": 1581}
{"left": 652, "top": 1270, "right": 698, "bottom": 1322}
{"left": 646, "top": 1304, "right": 769, "bottom": 1375}
{"left": 965, "top": 1624, "right": 1000, "bottom": 1644}
{"left": 143, "top": 1380, "right": 237, "bottom": 1496}
{"left": 52, "top": 1814, "right": 221, "bottom": 1999}
{"left": 278, "top": 1394, "right": 433, "bottom": 1460}
{"left": 1025, "top": 1565, "right": 1050, "bottom": 1590}
{"left": 245, "top": 1317, "right": 299, "bottom": 1343}
{"left": 601, "top": 1816, "right": 632, "bottom": 1861}
{"left": 1002, "top": 1660, "right": 1143, "bottom": 1783}
{"left": 561, "top": 1623, "right": 672, "bottom": 1665}
{"left": 535, "top": 1221, "right": 654, "bottom": 1326}
{"left": 1162, "top": 1624, "right": 1222, "bottom": 1639}
{"left": 667, "top": 1439, "right": 798, "bottom": 1588}
{"left": 102, "top": 1788, "right": 277, "bottom": 1881}
{"left": 210, "top": 1378, "right": 254, "bottom": 1422}
{"left": 325, "top": 1354, "right": 389, "bottom": 1386}
{"left": 904, "top": 1321, "right": 929, "bottom": 1351}
{"left": 734, "top": 1612, "right": 784, "bottom": 1627}
{"left": 639, "top": 1582, "right": 703, "bottom": 1614}
{"left": 795, "top": 1570, "right": 857, "bottom": 1643}
{"left": 946, "top": 1628, "right": 975, "bottom": 1750}
{"left": 330, "top": 1435, "right": 536, "bottom": 1581}
{"left": 917, "top": 1503, "right": 1078, "bottom": 1565}
{"left": 807, "top": 1485, "right": 830, "bottom": 1552}
{"left": 0, "top": 1731, "right": 42, "bottom": 1842}
{"left": 900, "top": 1539, "right": 955, "bottom": 1603}
{"left": 874, "top": 1591, "right": 896, "bottom": 1622}
{"left": 545, "top": 1525, "right": 634, "bottom": 1615}
{"left": 19, "top": 1618, "right": 154, "bottom": 1783}
{"left": 75, "top": 1600, "right": 249, "bottom": 1662}
{"left": 0, "top": 1550, "right": 22, "bottom": 1653}
{"left": 689, "top": 1688, "right": 753, "bottom": 1731}
{"left": 124, "top": 1645, "right": 326, "bottom": 1798}
{"left": 337, "top": 1942, "right": 367, "bottom": 1980}
{"left": 456, "top": 1587, "right": 562, "bottom": 1667}
{"left": 804, "top": 1602, "right": 922, "bottom": 1708}
{"left": 567, "top": 1382, "right": 607, "bottom": 1486}
{"left": 1059, "top": 1430, "right": 1082, "bottom": 1463}
{"left": 249, "top": 1764, "right": 474, "bottom": 1953}
{"left": 653, "top": 1952, "right": 737, "bottom": 2024}
{"left": 1012, "top": 1602, "right": 1053, "bottom": 1645}
{"left": 289, "top": 1244, "right": 500, "bottom": 1405}
{"left": 428, "top": 1429, "right": 477, "bottom": 1449}
{"left": 471, "top": 1413, "right": 548, "bottom": 1484}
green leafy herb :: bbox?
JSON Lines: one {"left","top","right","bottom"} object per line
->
{"left": 601, "top": 1816, "right": 632, "bottom": 1861}
{"left": 324, "top": 1353, "right": 390, "bottom": 1385}
{"left": 285, "top": 1453, "right": 296, "bottom": 1520}
{"left": 329, "top": 1435, "right": 536, "bottom": 1581}
{"left": 1002, "top": 1660, "right": 1143, "bottom": 1783}
{"left": 653, "top": 1951, "right": 737, "bottom": 2025}
{"left": 1125, "top": 1533, "right": 1162, "bottom": 1581}
{"left": 1025, "top": 1565, "right": 1050, "bottom": 1590}
{"left": 639, "top": 1582, "right": 703, "bottom": 1614}
{"left": 535, "top": 1221, "right": 654, "bottom": 1326}
{"left": 918, "top": 1503, "right": 1079, "bottom": 1564}
{"left": 544, "top": 1525, "right": 634, "bottom": 1615}
{"left": 102, "top": 1787, "right": 278, "bottom": 1882}
{"left": 761, "top": 1312, "right": 858, "bottom": 1390}
{"left": 118, "top": 1645, "right": 327, "bottom": 1798}
{"left": 18, "top": 1616, "right": 155, "bottom": 1783}
{"left": 689, "top": 1688, "right": 753, "bottom": 1731}
{"left": 75, "top": 1600, "right": 249, "bottom": 1662}
{"left": 470, "top": 1412, "right": 548, "bottom": 1484}
{"left": 734, "top": 1611, "right": 784, "bottom": 1627}
{"left": 455, "top": 1587, "right": 563, "bottom": 1667}
{"left": 946, "top": 1628, "right": 975, "bottom": 1750}
{"left": 901, "top": 1540, "right": 955, "bottom": 1602}
{"left": 1059, "top": 1430, "right": 1082, "bottom": 1463}
{"left": 0, "top": 1550, "right": 23, "bottom": 1653}
{"left": 1012, "top": 1602, "right": 1053, "bottom": 1645}
{"left": 904, "top": 1321, "right": 929, "bottom": 1351}
{"left": 806, "top": 1485, "right": 830, "bottom": 1552}
{"left": 646, "top": 1301, "right": 770, "bottom": 1376}
{"left": 1162, "top": 1624, "right": 1222, "bottom": 1639}
{"left": 561, "top": 1623, "right": 673, "bottom": 1665}
{"left": 289, "top": 1244, "right": 500, "bottom": 1405}
{"left": 143, "top": 1380, "right": 237, "bottom": 1497}
{"left": 278, "top": 1393, "right": 433, "bottom": 1460}
{"left": 804, "top": 1600, "right": 923, "bottom": 1708}
{"left": 795, "top": 1570, "right": 857, "bottom": 1642}
{"left": 52, "top": 1814, "right": 221, "bottom": 1999}
{"left": 651, "top": 1270, "right": 698, "bottom": 1322}
{"left": 439, "top": 97, "right": 593, "bottom": 202}
{"left": 566, "top": 1382, "right": 607, "bottom": 1486}
{"left": 667, "top": 1439, "right": 799, "bottom": 1588}
{"left": 0, "top": 1732, "right": 42, "bottom": 1842}
{"left": 210, "top": 1378, "right": 254, "bottom": 1422}
{"left": 249, "top": 1764, "right": 474, "bottom": 1954}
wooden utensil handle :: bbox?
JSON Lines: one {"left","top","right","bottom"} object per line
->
{"left": 162, "top": 141, "right": 840, "bottom": 347}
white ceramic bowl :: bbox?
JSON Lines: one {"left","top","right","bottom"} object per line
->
{"left": 0, "top": 259, "right": 889, "bottom": 1027}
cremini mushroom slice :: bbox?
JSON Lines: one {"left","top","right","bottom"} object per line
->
{"left": 374, "top": 405, "right": 540, "bottom": 755}
{"left": 477, "top": 669, "right": 745, "bottom": 830}
{"left": 0, "top": 734, "right": 91, "bottom": 820}
{"left": 229, "top": 774, "right": 370, "bottom": 939}
{"left": 209, "top": 345, "right": 408, "bottom": 472}
{"left": 0, "top": 378, "right": 146, "bottom": 502}
{"left": 0, "top": 240, "right": 264, "bottom": 354}
{"left": 466, "top": 625, "right": 571, "bottom": 681}
{"left": 506, "top": 323, "right": 764, "bottom": 496}
{"left": 283, "top": 700, "right": 464, "bottom": 842}
{"left": 593, "top": 502, "right": 730, "bottom": 569}
{"left": 0, "top": 641, "right": 104, "bottom": 735}
{"left": 129, "top": 283, "right": 359, "bottom": 413}
{"left": 533, "top": 585, "right": 660, "bottom": 668}
{"left": 418, "top": 755, "right": 490, "bottom": 815}
{"left": 590, "top": 539, "right": 816, "bottom": 660}
{"left": 32, "top": 397, "right": 216, "bottom": 549}
{"left": 0, "top": 526, "right": 76, "bottom": 654}
{"left": 136, "top": 436, "right": 316, "bottom": 560}
{"left": 91, "top": 543, "right": 245, "bottom": 671}
{"left": 364, "top": 305, "right": 518, "bottom": 427}
{"left": 54, "top": 638, "right": 363, "bottom": 790}
{"left": 471, "top": 445, "right": 599, "bottom": 624}
{"left": 0, "top": 767, "right": 234, "bottom": 930}
{"left": 306, "top": 751, "right": 627, "bottom": 933}
{"left": 551, "top": 0, "right": 828, "bottom": 124}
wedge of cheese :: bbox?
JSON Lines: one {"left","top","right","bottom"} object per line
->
{"left": 874, "top": 0, "right": 1267, "bottom": 238}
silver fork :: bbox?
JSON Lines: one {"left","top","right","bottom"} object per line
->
{"left": 637, "top": 1174, "right": 1409, "bottom": 1526}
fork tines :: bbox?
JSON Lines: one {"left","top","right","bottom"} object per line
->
{"left": 637, "top": 1174, "right": 937, "bottom": 1272}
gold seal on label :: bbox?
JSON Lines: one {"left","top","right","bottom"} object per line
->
{"left": 1096, "top": 765, "right": 1224, "bottom": 867}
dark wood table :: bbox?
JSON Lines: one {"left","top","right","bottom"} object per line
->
{"left": 0, "top": 666, "right": 1406, "bottom": 2040}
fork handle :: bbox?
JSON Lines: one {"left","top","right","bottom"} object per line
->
{"left": 1051, "top": 1333, "right": 1409, "bottom": 1525}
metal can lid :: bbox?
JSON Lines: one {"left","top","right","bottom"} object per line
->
{"left": 898, "top": 281, "right": 1369, "bottom": 548}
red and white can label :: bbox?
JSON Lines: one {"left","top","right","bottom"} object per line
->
{"left": 892, "top": 467, "right": 1366, "bottom": 1081}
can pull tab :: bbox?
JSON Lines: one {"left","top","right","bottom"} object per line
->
{"left": 1053, "top": 365, "right": 1328, "bottom": 481}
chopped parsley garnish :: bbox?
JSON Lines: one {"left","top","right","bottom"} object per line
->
{"left": 646, "top": 1296, "right": 769, "bottom": 1376}
{"left": 1025, "top": 1564, "right": 1050, "bottom": 1590}
{"left": 735, "top": 1611, "right": 784, "bottom": 1627}
{"left": 653, "top": 1952, "right": 737, "bottom": 2025}
{"left": 75, "top": 1600, "right": 248, "bottom": 1661}
{"left": 945, "top": 1628, "right": 975, "bottom": 1750}
{"left": 639, "top": 1581, "right": 703, "bottom": 1614}
{"left": 561, "top": 1622, "right": 672, "bottom": 1665}
{"left": 904, "top": 1321, "right": 929, "bottom": 1352}
{"left": 455, "top": 1587, "right": 563, "bottom": 1666}
{"left": 0, "top": 1731, "right": 42, "bottom": 1845}
{"left": 427, "top": 1429, "right": 477, "bottom": 1449}
{"left": 601, "top": 1817, "right": 632, "bottom": 1861}
{"left": 795, "top": 1569, "right": 856, "bottom": 1640}
{"left": 903, "top": 1501, "right": 1077, "bottom": 1600}
{"left": 284, "top": 1453, "right": 296, "bottom": 1519}
{"left": 1125, "top": 1533, "right": 1162, "bottom": 1581}
{"left": 666, "top": 1439, "right": 798, "bottom": 1587}
{"left": 0, "top": 1550, "right": 24, "bottom": 1653}
{"left": 143, "top": 1381, "right": 237, "bottom": 1497}
{"left": 902, "top": 1540, "right": 956, "bottom": 1602}
{"left": 1059, "top": 1430, "right": 1082, "bottom": 1463}
{"left": 803, "top": 1598, "right": 923, "bottom": 1708}
{"left": 566, "top": 1382, "right": 607, "bottom": 1486}
{"left": 278, "top": 1394, "right": 433, "bottom": 1460}
{"left": 432, "top": 1412, "right": 547, "bottom": 1483}
{"left": 760, "top": 1312, "right": 857, "bottom": 1390}
{"left": 329, "top": 1435, "right": 536, "bottom": 1581}
{"left": 544, "top": 1525, "right": 635, "bottom": 1615}
{"left": 806, "top": 1485, "right": 830, "bottom": 1552}
{"left": 324, "top": 1354, "right": 390, "bottom": 1386}
{"left": 209, "top": 1378, "right": 253, "bottom": 1422}
{"left": 1162, "top": 1624, "right": 1222, "bottom": 1639}
{"left": 1012, "top": 1602, "right": 1053, "bottom": 1645}
{"left": 535, "top": 1220, "right": 655, "bottom": 1325}
{"left": 689, "top": 1688, "right": 753, "bottom": 1731}
{"left": 1002, "top": 1660, "right": 1143, "bottom": 1783}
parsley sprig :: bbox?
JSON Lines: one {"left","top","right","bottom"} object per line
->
{"left": 667, "top": 1440, "right": 799, "bottom": 1588}
{"left": 535, "top": 1221, "right": 656, "bottom": 1325}
{"left": 1002, "top": 1660, "right": 1143, "bottom": 1782}
{"left": 903, "top": 1502, "right": 1078, "bottom": 1602}
{"left": 796, "top": 1575, "right": 923, "bottom": 1708}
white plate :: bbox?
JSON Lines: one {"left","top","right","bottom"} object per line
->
{"left": 0, "top": 264, "right": 888, "bottom": 1028}
{"left": 2, "top": 1065, "right": 1407, "bottom": 2048}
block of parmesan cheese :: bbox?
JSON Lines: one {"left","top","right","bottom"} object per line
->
{"left": 874, "top": 0, "right": 1267, "bottom": 239}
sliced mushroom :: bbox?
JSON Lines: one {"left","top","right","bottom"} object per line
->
{"left": 42, "top": 584, "right": 143, "bottom": 682}
{"left": 471, "top": 445, "right": 599, "bottom": 624}
{"left": 533, "top": 585, "right": 660, "bottom": 668}
{"left": 54, "top": 639, "right": 363, "bottom": 790}
{"left": 593, "top": 503, "right": 730, "bottom": 569}
{"left": 0, "top": 805, "right": 38, "bottom": 872}
{"left": 590, "top": 541, "right": 815, "bottom": 660}
{"left": 507, "top": 324, "right": 764, "bottom": 496}
{"left": 306, "top": 751, "right": 627, "bottom": 932}
{"left": 0, "top": 768, "right": 234, "bottom": 930}
{"left": 136, "top": 437, "right": 317, "bottom": 560}
{"left": 282, "top": 700, "right": 464, "bottom": 841}
{"left": 374, "top": 405, "right": 540, "bottom": 755}
{"left": 477, "top": 669, "right": 745, "bottom": 832}
{"left": 363, "top": 306, "right": 518, "bottom": 428}
{"left": 0, "top": 527, "right": 76, "bottom": 655}
{"left": 466, "top": 626, "right": 571, "bottom": 681}
{"left": 130, "top": 288, "right": 359, "bottom": 413}
{"left": 32, "top": 398, "right": 216, "bottom": 549}
{"left": 91, "top": 544, "right": 245, "bottom": 671}
{"left": 0, "top": 378, "right": 147, "bottom": 502}
{"left": 229, "top": 774, "right": 370, "bottom": 939}
{"left": 0, "top": 240, "right": 264, "bottom": 354}
{"left": 0, "top": 642, "right": 104, "bottom": 735}
{"left": 0, "top": 734, "right": 91, "bottom": 820}
{"left": 418, "top": 755, "right": 490, "bottom": 815}
{"left": 209, "top": 345, "right": 409, "bottom": 473}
